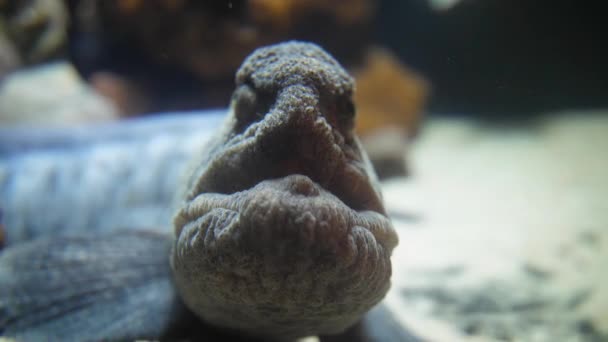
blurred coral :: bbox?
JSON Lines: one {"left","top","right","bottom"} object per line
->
{"left": 353, "top": 47, "right": 429, "bottom": 139}
{"left": 248, "top": 0, "right": 372, "bottom": 28}
{"left": 73, "top": 0, "right": 373, "bottom": 81}
{"left": 352, "top": 48, "right": 429, "bottom": 178}
{"left": 62, "top": 0, "right": 377, "bottom": 113}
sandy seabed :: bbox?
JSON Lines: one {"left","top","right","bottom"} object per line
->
{"left": 383, "top": 111, "right": 608, "bottom": 341}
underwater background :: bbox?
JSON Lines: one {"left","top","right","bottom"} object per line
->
{"left": 1, "top": 1, "right": 607, "bottom": 341}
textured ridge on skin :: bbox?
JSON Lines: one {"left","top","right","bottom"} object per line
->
{"left": 171, "top": 42, "right": 398, "bottom": 339}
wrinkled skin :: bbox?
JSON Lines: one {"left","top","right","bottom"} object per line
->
{"left": 171, "top": 42, "right": 399, "bottom": 339}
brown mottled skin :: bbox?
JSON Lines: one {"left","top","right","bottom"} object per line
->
{"left": 0, "top": 42, "right": 406, "bottom": 341}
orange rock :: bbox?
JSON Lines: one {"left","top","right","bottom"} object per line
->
{"left": 351, "top": 48, "right": 429, "bottom": 178}
{"left": 117, "top": 0, "right": 143, "bottom": 13}
{"left": 115, "top": 0, "right": 187, "bottom": 13}
{"left": 353, "top": 47, "right": 430, "bottom": 139}
{"left": 248, "top": 0, "right": 292, "bottom": 28}
{"left": 248, "top": 0, "right": 372, "bottom": 28}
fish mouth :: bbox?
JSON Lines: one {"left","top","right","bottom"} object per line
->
{"left": 175, "top": 174, "right": 397, "bottom": 260}
{"left": 183, "top": 106, "right": 386, "bottom": 211}
{"left": 174, "top": 107, "right": 396, "bottom": 249}
{"left": 172, "top": 174, "right": 398, "bottom": 338}
{"left": 171, "top": 109, "right": 398, "bottom": 339}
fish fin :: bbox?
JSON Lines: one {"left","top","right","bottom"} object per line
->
{"left": 0, "top": 230, "right": 185, "bottom": 341}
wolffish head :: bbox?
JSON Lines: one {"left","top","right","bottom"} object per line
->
{"left": 171, "top": 42, "right": 398, "bottom": 339}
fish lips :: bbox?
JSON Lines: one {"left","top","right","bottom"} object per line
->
{"left": 171, "top": 174, "right": 398, "bottom": 339}
{"left": 174, "top": 174, "right": 397, "bottom": 258}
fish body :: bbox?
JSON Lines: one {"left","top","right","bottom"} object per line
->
{"left": 0, "top": 42, "right": 416, "bottom": 342}
{"left": 0, "top": 112, "right": 224, "bottom": 243}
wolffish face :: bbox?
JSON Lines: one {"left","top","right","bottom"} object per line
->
{"left": 171, "top": 42, "right": 398, "bottom": 340}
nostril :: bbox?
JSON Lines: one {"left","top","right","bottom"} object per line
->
{"left": 289, "top": 176, "right": 320, "bottom": 197}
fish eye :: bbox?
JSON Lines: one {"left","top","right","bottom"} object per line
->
{"left": 232, "top": 84, "right": 276, "bottom": 132}
{"left": 344, "top": 100, "right": 355, "bottom": 119}
{"left": 232, "top": 84, "right": 258, "bottom": 123}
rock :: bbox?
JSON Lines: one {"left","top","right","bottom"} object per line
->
{"left": 248, "top": 0, "right": 373, "bottom": 29}
{"left": 352, "top": 48, "right": 429, "bottom": 179}
{"left": 353, "top": 48, "right": 428, "bottom": 139}
{"left": 0, "top": 62, "right": 118, "bottom": 125}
